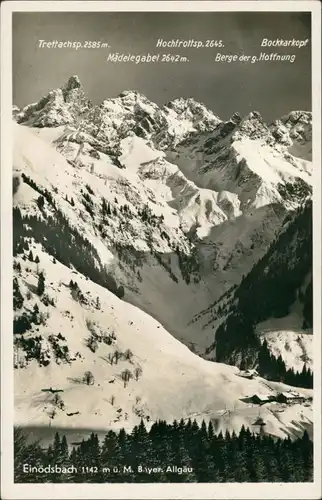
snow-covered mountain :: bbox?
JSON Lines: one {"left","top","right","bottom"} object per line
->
{"left": 13, "top": 76, "right": 313, "bottom": 439}
{"left": 269, "top": 110, "right": 312, "bottom": 161}
{"left": 201, "top": 201, "right": 313, "bottom": 372}
{"left": 167, "top": 110, "right": 311, "bottom": 212}
{"left": 15, "top": 76, "right": 92, "bottom": 128}
{"left": 15, "top": 76, "right": 221, "bottom": 154}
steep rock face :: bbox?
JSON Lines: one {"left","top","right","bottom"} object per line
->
{"left": 15, "top": 76, "right": 92, "bottom": 127}
{"left": 234, "top": 111, "right": 273, "bottom": 142}
{"left": 160, "top": 97, "right": 221, "bottom": 145}
{"left": 269, "top": 111, "right": 312, "bottom": 161}
{"left": 77, "top": 92, "right": 221, "bottom": 155}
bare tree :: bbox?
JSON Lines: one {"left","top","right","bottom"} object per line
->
{"left": 39, "top": 312, "right": 47, "bottom": 325}
{"left": 13, "top": 176, "right": 20, "bottom": 195}
{"left": 86, "top": 336, "right": 98, "bottom": 353}
{"left": 53, "top": 393, "right": 65, "bottom": 410}
{"left": 121, "top": 369, "right": 132, "bottom": 388}
{"left": 134, "top": 366, "right": 143, "bottom": 381}
{"left": 85, "top": 318, "right": 96, "bottom": 336}
{"left": 113, "top": 350, "right": 121, "bottom": 365}
{"left": 123, "top": 349, "right": 133, "bottom": 362}
{"left": 83, "top": 371, "right": 94, "bottom": 385}
{"left": 48, "top": 408, "right": 56, "bottom": 422}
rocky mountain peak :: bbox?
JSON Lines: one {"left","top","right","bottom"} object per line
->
{"left": 280, "top": 110, "right": 312, "bottom": 126}
{"left": 14, "top": 75, "right": 91, "bottom": 128}
{"left": 230, "top": 112, "right": 242, "bottom": 125}
{"left": 233, "top": 111, "right": 272, "bottom": 142}
{"left": 118, "top": 89, "right": 149, "bottom": 101}
{"left": 63, "top": 75, "right": 82, "bottom": 92}
{"left": 164, "top": 97, "right": 221, "bottom": 126}
{"left": 12, "top": 105, "right": 20, "bottom": 117}
{"left": 269, "top": 110, "right": 312, "bottom": 160}
{"left": 114, "top": 90, "right": 160, "bottom": 117}
{"left": 273, "top": 111, "right": 312, "bottom": 142}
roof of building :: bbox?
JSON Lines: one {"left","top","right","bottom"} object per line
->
{"left": 252, "top": 417, "right": 266, "bottom": 426}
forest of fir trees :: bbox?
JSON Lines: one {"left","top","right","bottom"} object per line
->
{"left": 15, "top": 418, "right": 313, "bottom": 483}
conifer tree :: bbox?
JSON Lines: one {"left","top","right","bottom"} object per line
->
{"left": 87, "top": 433, "right": 101, "bottom": 472}
{"left": 101, "top": 430, "right": 122, "bottom": 472}
{"left": 53, "top": 432, "right": 61, "bottom": 459}
{"left": 131, "top": 420, "right": 151, "bottom": 479}
{"left": 37, "top": 272, "right": 45, "bottom": 296}
{"left": 13, "top": 277, "right": 24, "bottom": 310}
{"left": 14, "top": 418, "right": 313, "bottom": 484}
{"left": 60, "top": 435, "right": 69, "bottom": 463}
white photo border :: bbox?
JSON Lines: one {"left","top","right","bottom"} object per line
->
{"left": 1, "top": 1, "right": 321, "bottom": 499}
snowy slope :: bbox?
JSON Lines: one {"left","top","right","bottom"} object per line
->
{"left": 13, "top": 82, "right": 313, "bottom": 351}
{"left": 13, "top": 121, "right": 293, "bottom": 352}
{"left": 13, "top": 88, "right": 313, "bottom": 354}
{"left": 13, "top": 122, "right": 219, "bottom": 349}
{"left": 167, "top": 111, "right": 312, "bottom": 212}
{"left": 256, "top": 303, "right": 313, "bottom": 372}
{"left": 258, "top": 330, "right": 313, "bottom": 372}
{"left": 14, "top": 244, "right": 312, "bottom": 439}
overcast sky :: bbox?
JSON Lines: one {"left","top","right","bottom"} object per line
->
{"left": 13, "top": 11, "right": 311, "bottom": 122}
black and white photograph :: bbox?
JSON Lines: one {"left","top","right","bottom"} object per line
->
{"left": 1, "top": 1, "right": 321, "bottom": 498}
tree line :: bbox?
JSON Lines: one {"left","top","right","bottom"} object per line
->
{"left": 257, "top": 339, "right": 313, "bottom": 388}
{"left": 13, "top": 206, "right": 124, "bottom": 299}
{"left": 15, "top": 418, "right": 313, "bottom": 483}
{"left": 215, "top": 316, "right": 313, "bottom": 388}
